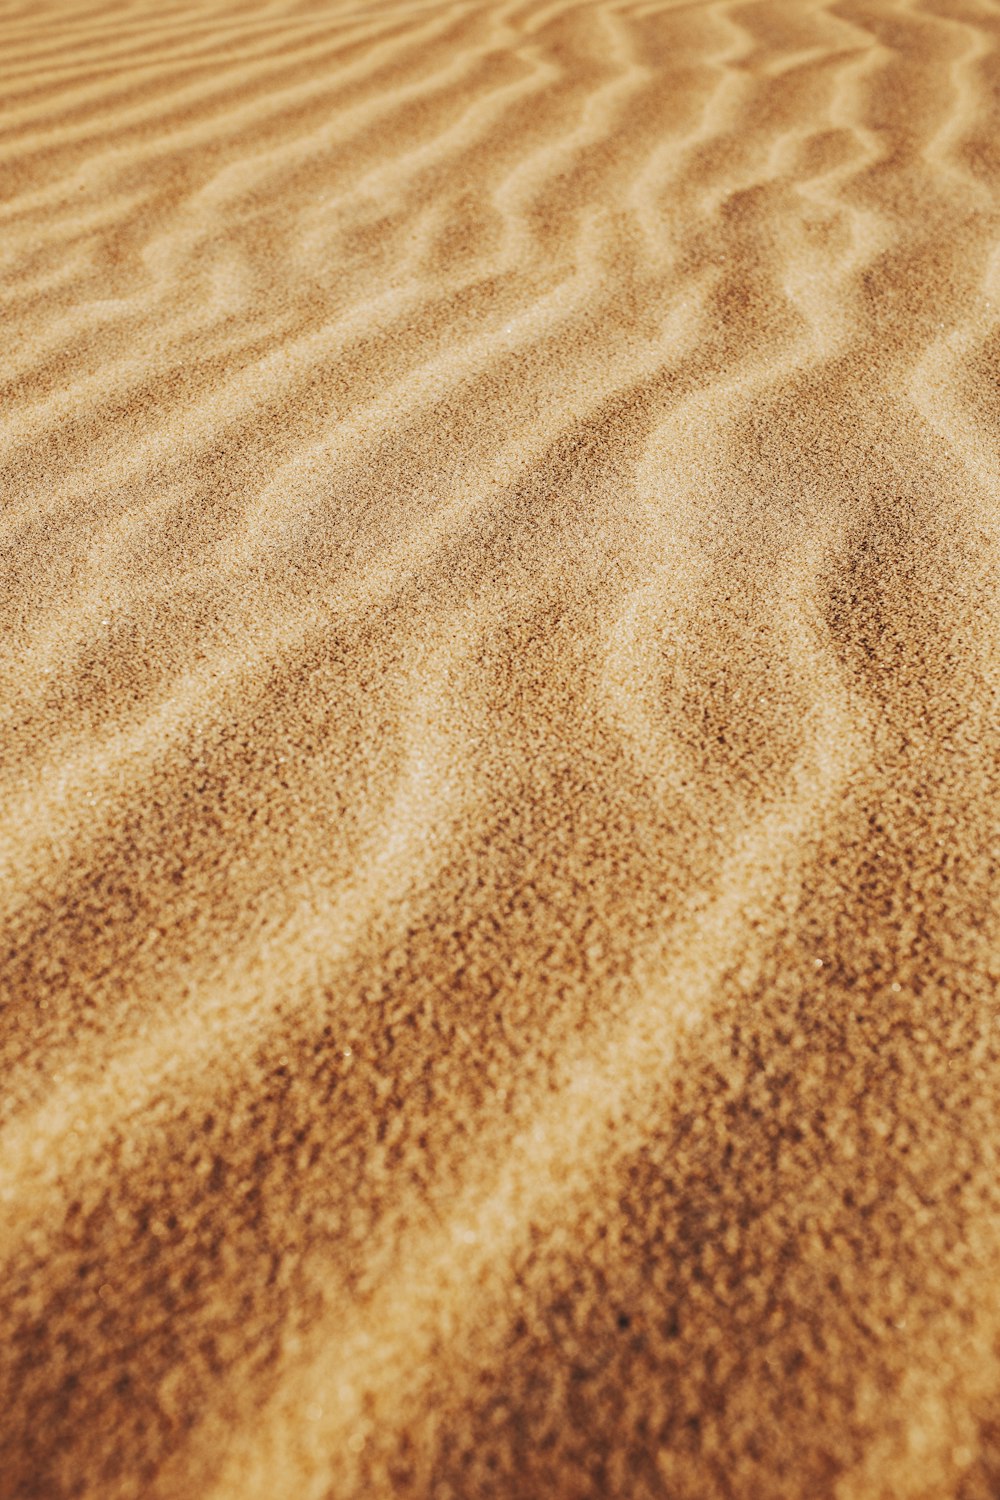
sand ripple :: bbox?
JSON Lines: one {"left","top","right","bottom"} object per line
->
{"left": 2, "top": 1, "right": 998, "bottom": 1496}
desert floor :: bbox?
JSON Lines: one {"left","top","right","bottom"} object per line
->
{"left": 1, "top": 0, "right": 998, "bottom": 1496}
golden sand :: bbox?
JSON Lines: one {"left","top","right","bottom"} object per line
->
{"left": 1, "top": 0, "right": 998, "bottom": 1495}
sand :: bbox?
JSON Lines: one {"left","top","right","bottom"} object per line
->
{"left": 1, "top": 0, "right": 998, "bottom": 1495}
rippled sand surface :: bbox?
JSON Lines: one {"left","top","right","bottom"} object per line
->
{"left": 2, "top": 0, "right": 998, "bottom": 1495}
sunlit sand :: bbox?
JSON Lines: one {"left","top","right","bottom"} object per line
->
{"left": 2, "top": 0, "right": 998, "bottom": 1496}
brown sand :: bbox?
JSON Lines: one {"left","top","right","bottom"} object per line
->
{"left": 1, "top": 0, "right": 998, "bottom": 1495}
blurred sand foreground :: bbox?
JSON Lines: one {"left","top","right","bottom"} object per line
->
{"left": 1, "top": 0, "right": 998, "bottom": 1496}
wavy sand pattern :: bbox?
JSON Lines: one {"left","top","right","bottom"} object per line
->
{"left": 2, "top": 0, "right": 999, "bottom": 1495}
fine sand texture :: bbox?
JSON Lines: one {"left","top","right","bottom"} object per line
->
{"left": 1, "top": 0, "right": 998, "bottom": 1496}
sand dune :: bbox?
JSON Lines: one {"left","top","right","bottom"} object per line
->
{"left": 1, "top": 0, "right": 998, "bottom": 1496}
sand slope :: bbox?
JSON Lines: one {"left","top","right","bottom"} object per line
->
{"left": 1, "top": 0, "right": 998, "bottom": 1496}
